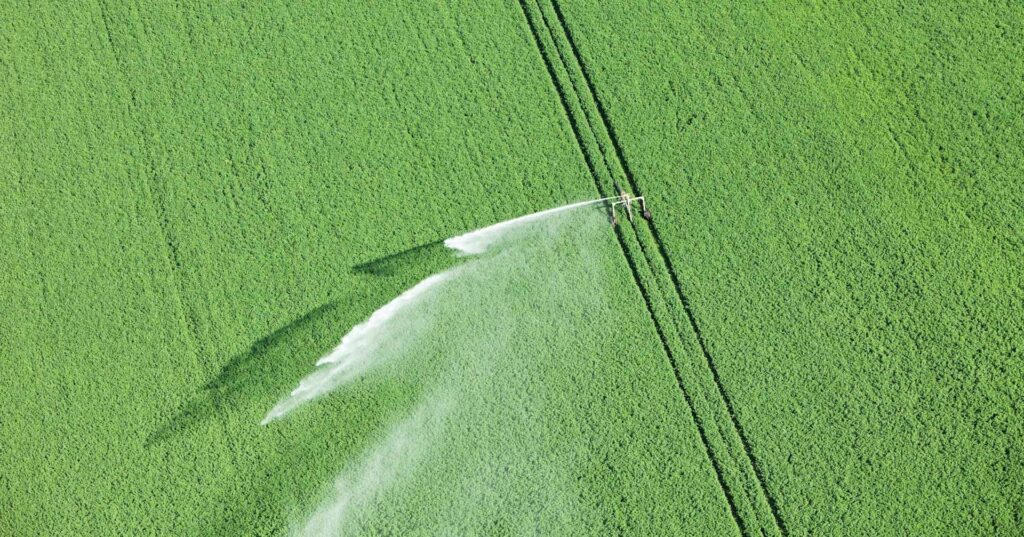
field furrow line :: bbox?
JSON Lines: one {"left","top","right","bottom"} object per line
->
{"left": 517, "top": 0, "right": 787, "bottom": 535}
{"left": 522, "top": 4, "right": 768, "bottom": 532}
{"left": 515, "top": 4, "right": 746, "bottom": 531}
{"left": 95, "top": 0, "right": 241, "bottom": 472}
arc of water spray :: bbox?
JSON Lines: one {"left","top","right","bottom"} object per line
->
{"left": 261, "top": 198, "right": 609, "bottom": 425}
{"left": 261, "top": 269, "right": 460, "bottom": 425}
{"left": 443, "top": 198, "right": 612, "bottom": 256}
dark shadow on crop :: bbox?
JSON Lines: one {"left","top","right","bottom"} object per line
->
{"left": 146, "top": 240, "right": 463, "bottom": 448}
{"left": 145, "top": 301, "right": 342, "bottom": 447}
{"left": 147, "top": 240, "right": 468, "bottom": 533}
{"left": 351, "top": 239, "right": 463, "bottom": 281}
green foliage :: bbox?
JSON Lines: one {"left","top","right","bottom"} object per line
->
{"left": 0, "top": 1, "right": 727, "bottom": 535}
{"left": 557, "top": 1, "right": 1024, "bottom": 534}
{"left": 2, "top": 0, "right": 1020, "bottom": 535}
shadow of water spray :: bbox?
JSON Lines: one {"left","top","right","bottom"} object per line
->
{"left": 264, "top": 200, "right": 624, "bottom": 535}
{"left": 146, "top": 240, "right": 464, "bottom": 447}
{"left": 262, "top": 198, "right": 610, "bottom": 426}
{"left": 262, "top": 268, "right": 464, "bottom": 425}
{"left": 350, "top": 240, "right": 453, "bottom": 277}
{"left": 145, "top": 301, "right": 340, "bottom": 446}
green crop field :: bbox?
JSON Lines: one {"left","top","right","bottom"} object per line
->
{"left": 2, "top": 1, "right": 1020, "bottom": 535}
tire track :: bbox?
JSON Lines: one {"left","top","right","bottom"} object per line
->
{"left": 523, "top": 5, "right": 766, "bottom": 533}
{"left": 512, "top": 4, "right": 745, "bottom": 533}
{"left": 541, "top": 1, "right": 785, "bottom": 533}
{"left": 538, "top": 7, "right": 789, "bottom": 533}
{"left": 517, "top": 1, "right": 786, "bottom": 535}
{"left": 96, "top": 0, "right": 241, "bottom": 472}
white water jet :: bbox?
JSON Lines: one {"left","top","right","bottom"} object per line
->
{"left": 314, "top": 270, "right": 458, "bottom": 368}
{"left": 262, "top": 198, "right": 609, "bottom": 426}
{"left": 259, "top": 202, "right": 617, "bottom": 533}
{"left": 261, "top": 268, "right": 461, "bottom": 425}
{"left": 443, "top": 198, "right": 609, "bottom": 256}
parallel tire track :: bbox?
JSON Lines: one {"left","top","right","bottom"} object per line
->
{"left": 517, "top": 1, "right": 786, "bottom": 535}
{"left": 513, "top": 6, "right": 745, "bottom": 533}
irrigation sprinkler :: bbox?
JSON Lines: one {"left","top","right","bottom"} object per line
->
{"left": 608, "top": 182, "right": 651, "bottom": 225}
